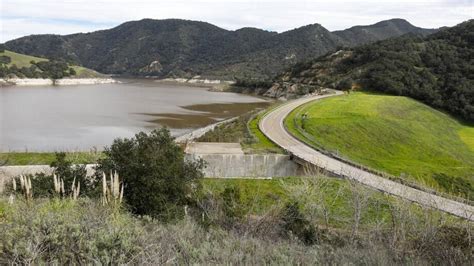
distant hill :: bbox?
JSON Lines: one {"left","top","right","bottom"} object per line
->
{"left": 269, "top": 20, "right": 474, "bottom": 121}
{"left": 0, "top": 50, "right": 106, "bottom": 79}
{"left": 333, "top": 18, "right": 436, "bottom": 46}
{"left": 4, "top": 18, "right": 436, "bottom": 80}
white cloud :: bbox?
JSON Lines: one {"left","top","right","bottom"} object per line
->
{"left": 1, "top": 0, "right": 472, "bottom": 42}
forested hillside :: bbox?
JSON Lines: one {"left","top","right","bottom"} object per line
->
{"left": 272, "top": 20, "right": 473, "bottom": 121}
{"left": 4, "top": 18, "right": 435, "bottom": 80}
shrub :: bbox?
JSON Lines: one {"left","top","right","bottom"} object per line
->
{"left": 433, "top": 173, "right": 474, "bottom": 200}
{"left": 68, "top": 67, "right": 76, "bottom": 76}
{"left": 0, "top": 199, "right": 145, "bottom": 264}
{"left": 281, "top": 201, "right": 318, "bottom": 245}
{"left": 95, "top": 128, "right": 204, "bottom": 220}
{"left": 0, "top": 55, "right": 11, "bottom": 65}
{"left": 221, "top": 186, "right": 246, "bottom": 226}
{"left": 5, "top": 153, "right": 99, "bottom": 199}
{"left": 336, "top": 78, "right": 353, "bottom": 92}
{"left": 30, "top": 152, "right": 99, "bottom": 198}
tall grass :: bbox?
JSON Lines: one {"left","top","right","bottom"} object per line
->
{"left": 1, "top": 187, "right": 471, "bottom": 264}
{"left": 1, "top": 166, "right": 471, "bottom": 264}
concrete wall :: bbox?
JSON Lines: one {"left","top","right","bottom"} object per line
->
{"left": 186, "top": 154, "right": 301, "bottom": 178}
{"left": 0, "top": 164, "right": 96, "bottom": 193}
{"left": 0, "top": 154, "right": 300, "bottom": 192}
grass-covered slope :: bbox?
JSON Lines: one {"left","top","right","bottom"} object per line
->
{"left": 0, "top": 151, "right": 104, "bottom": 166}
{"left": 0, "top": 50, "right": 105, "bottom": 78}
{"left": 1, "top": 50, "right": 47, "bottom": 68}
{"left": 285, "top": 92, "right": 474, "bottom": 199}
{"left": 274, "top": 20, "right": 473, "bottom": 121}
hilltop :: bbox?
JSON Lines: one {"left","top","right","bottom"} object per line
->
{"left": 4, "top": 18, "right": 436, "bottom": 80}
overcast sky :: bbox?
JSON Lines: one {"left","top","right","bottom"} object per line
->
{"left": 1, "top": 0, "right": 472, "bottom": 42}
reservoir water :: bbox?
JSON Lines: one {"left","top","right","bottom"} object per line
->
{"left": 0, "top": 79, "right": 270, "bottom": 152}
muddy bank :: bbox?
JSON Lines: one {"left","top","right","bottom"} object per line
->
{"left": 138, "top": 102, "right": 271, "bottom": 129}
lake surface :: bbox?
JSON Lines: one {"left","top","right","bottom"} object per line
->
{"left": 0, "top": 79, "right": 270, "bottom": 152}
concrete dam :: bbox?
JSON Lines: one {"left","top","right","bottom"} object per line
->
{"left": 184, "top": 142, "right": 301, "bottom": 178}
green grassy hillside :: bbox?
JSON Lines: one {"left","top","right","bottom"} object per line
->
{"left": 1, "top": 50, "right": 47, "bottom": 68}
{"left": 274, "top": 20, "right": 473, "bottom": 121}
{"left": 285, "top": 92, "right": 474, "bottom": 199}
{"left": 0, "top": 50, "right": 105, "bottom": 78}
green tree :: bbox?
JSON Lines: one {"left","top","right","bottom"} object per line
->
{"left": 69, "top": 67, "right": 76, "bottom": 76}
{"left": 336, "top": 78, "right": 353, "bottom": 93}
{"left": 281, "top": 201, "right": 318, "bottom": 245}
{"left": 0, "top": 55, "right": 11, "bottom": 65}
{"left": 96, "top": 128, "right": 204, "bottom": 220}
{"left": 221, "top": 186, "right": 246, "bottom": 226}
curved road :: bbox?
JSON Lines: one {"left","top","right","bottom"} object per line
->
{"left": 260, "top": 91, "right": 474, "bottom": 221}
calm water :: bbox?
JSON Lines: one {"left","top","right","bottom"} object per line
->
{"left": 0, "top": 79, "right": 270, "bottom": 152}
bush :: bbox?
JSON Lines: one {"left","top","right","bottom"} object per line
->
{"left": 0, "top": 55, "right": 11, "bottom": 65}
{"left": 0, "top": 199, "right": 146, "bottom": 264}
{"left": 336, "top": 78, "right": 353, "bottom": 92}
{"left": 68, "top": 67, "right": 76, "bottom": 76}
{"left": 221, "top": 186, "right": 246, "bottom": 226}
{"left": 96, "top": 128, "right": 204, "bottom": 220}
{"left": 281, "top": 201, "right": 318, "bottom": 245}
{"left": 6, "top": 153, "right": 99, "bottom": 198}
{"left": 432, "top": 173, "right": 473, "bottom": 200}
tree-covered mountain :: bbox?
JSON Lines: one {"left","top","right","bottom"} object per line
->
{"left": 4, "top": 18, "right": 435, "bottom": 80}
{"left": 269, "top": 20, "right": 473, "bottom": 121}
{"left": 333, "top": 18, "right": 436, "bottom": 46}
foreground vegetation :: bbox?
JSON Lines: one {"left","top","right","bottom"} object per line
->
{"left": 286, "top": 92, "right": 474, "bottom": 200}
{"left": 1, "top": 129, "right": 472, "bottom": 264}
{"left": 1, "top": 196, "right": 469, "bottom": 264}
{"left": 1, "top": 174, "right": 471, "bottom": 264}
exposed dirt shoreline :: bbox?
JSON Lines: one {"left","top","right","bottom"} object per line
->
{"left": 0, "top": 78, "right": 118, "bottom": 86}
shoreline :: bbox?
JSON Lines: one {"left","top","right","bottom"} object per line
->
{"left": 154, "top": 77, "right": 235, "bottom": 91}
{"left": 1, "top": 77, "right": 118, "bottom": 86}
{"left": 155, "top": 77, "right": 235, "bottom": 86}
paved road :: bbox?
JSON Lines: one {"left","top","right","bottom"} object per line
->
{"left": 259, "top": 91, "right": 474, "bottom": 221}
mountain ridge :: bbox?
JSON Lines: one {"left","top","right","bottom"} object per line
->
{"left": 4, "top": 18, "right": 437, "bottom": 79}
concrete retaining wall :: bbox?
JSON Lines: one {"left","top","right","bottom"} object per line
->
{"left": 0, "top": 154, "right": 300, "bottom": 192}
{"left": 0, "top": 164, "right": 96, "bottom": 193}
{"left": 186, "top": 154, "right": 301, "bottom": 177}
